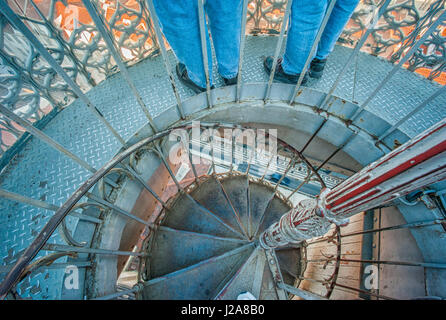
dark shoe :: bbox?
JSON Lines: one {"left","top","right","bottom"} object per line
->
{"left": 176, "top": 63, "right": 213, "bottom": 94}
{"left": 263, "top": 56, "right": 308, "bottom": 85}
{"left": 223, "top": 75, "right": 237, "bottom": 86}
{"left": 309, "top": 58, "right": 327, "bottom": 79}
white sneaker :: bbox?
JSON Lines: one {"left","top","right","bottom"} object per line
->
{"left": 237, "top": 292, "right": 257, "bottom": 300}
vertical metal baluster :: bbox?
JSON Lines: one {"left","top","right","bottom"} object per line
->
{"left": 264, "top": 249, "right": 288, "bottom": 300}
{"left": 0, "top": 2, "right": 126, "bottom": 146}
{"left": 274, "top": 156, "right": 296, "bottom": 191}
{"left": 317, "top": 0, "right": 392, "bottom": 111}
{"left": 289, "top": 0, "right": 338, "bottom": 104}
{"left": 198, "top": 0, "right": 213, "bottom": 108}
{"left": 285, "top": 171, "right": 312, "bottom": 202}
{"left": 229, "top": 131, "right": 235, "bottom": 173}
{"left": 154, "top": 144, "right": 183, "bottom": 191}
{"left": 43, "top": 243, "right": 147, "bottom": 257}
{"left": 93, "top": 285, "right": 142, "bottom": 300}
{"left": 236, "top": 0, "right": 249, "bottom": 102}
{"left": 305, "top": 13, "right": 445, "bottom": 172}
{"left": 85, "top": 192, "right": 153, "bottom": 227}
{"left": 378, "top": 85, "right": 446, "bottom": 143}
{"left": 0, "top": 104, "right": 119, "bottom": 188}
{"left": 317, "top": 11, "right": 446, "bottom": 168}
{"left": 0, "top": 188, "right": 62, "bottom": 212}
{"left": 209, "top": 133, "right": 217, "bottom": 175}
{"left": 121, "top": 163, "right": 168, "bottom": 208}
{"left": 0, "top": 104, "right": 93, "bottom": 174}
{"left": 245, "top": 133, "right": 256, "bottom": 175}
{"left": 300, "top": 116, "right": 328, "bottom": 153}
{"left": 298, "top": 0, "right": 392, "bottom": 153}
{"left": 264, "top": 0, "right": 293, "bottom": 102}
{"left": 350, "top": 9, "right": 446, "bottom": 123}
{"left": 0, "top": 189, "right": 102, "bottom": 224}
{"left": 186, "top": 136, "right": 200, "bottom": 184}
{"left": 82, "top": 0, "right": 159, "bottom": 132}
{"left": 314, "top": 129, "right": 357, "bottom": 173}
{"left": 278, "top": 282, "right": 328, "bottom": 300}
{"left": 340, "top": 219, "right": 446, "bottom": 237}
{"left": 260, "top": 152, "right": 276, "bottom": 182}
{"left": 146, "top": 0, "right": 185, "bottom": 119}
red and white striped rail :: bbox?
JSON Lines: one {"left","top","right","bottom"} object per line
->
{"left": 261, "top": 118, "right": 446, "bottom": 248}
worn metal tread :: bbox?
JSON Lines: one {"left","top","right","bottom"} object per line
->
{"left": 219, "top": 175, "right": 250, "bottom": 238}
{"left": 189, "top": 176, "right": 247, "bottom": 238}
{"left": 3, "top": 35, "right": 445, "bottom": 300}
{"left": 214, "top": 246, "right": 263, "bottom": 300}
{"left": 149, "top": 226, "right": 248, "bottom": 278}
{"left": 256, "top": 196, "right": 293, "bottom": 237}
{"left": 248, "top": 182, "right": 275, "bottom": 238}
{"left": 162, "top": 192, "right": 243, "bottom": 239}
{"left": 258, "top": 252, "right": 279, "bottom": 300}
{"left": 142, "top": 243, "right": 255, "bottom": 300}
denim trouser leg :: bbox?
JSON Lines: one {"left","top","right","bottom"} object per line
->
{"left": 153, "top": 0, "right": 213, "bottom": 88}
{"left": 206, "top": 0, "right": 243, "bottom": 79}
{"left": 153, "top": 0, "right": 242, "bottom": 87}
{"left": 282, "top": 0, "right": 328, "bottom": 75}
{"left": 315, "top": 0, "right": 360, "bottom": 60}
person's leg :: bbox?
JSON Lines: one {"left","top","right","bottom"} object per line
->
{"left": 205, "top": 0, "right": 243, "bottom": 81}
{"left": 315, "top": 0, "right": 359, "bottom": 60}
{"left": 153, "top": 0, "right": 213, "bottom": 88}
{"left": 281, "top": 0, "right": 328, "bottom": 75}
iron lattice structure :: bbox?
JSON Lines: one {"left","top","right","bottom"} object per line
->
{"left": 0, "top": 0, "right": 445, "bottom": 300}
{"left": 0, "top": 0, "right": 445, "bottom": 159}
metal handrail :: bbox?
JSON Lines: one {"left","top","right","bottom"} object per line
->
{"left": 0, "top": 0, "right": 445, "bottom": 300}
{"left": 0, "top": 0, "right": 445, "bottom": 160}
{"left": 0, "top": 122, "right": 326, "bottom": 298}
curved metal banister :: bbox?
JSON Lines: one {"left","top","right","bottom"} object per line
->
{"left": 0, "top": 0, "right": 445, "bottom": 160}
{"left": 0, "top": 0, "right": 445, "bottom": 300}
{"left": 0, "top": 122, "right": 326, "bottom": 298}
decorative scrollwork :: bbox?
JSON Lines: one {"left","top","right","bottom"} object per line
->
{"left": 0, "top": 0, "right": 159, "bottom": 160}
{"left": 1, "top": 0, "right": 445, "bottom": 165}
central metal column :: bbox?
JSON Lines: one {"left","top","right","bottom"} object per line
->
{"left": 260, "top": 117, "right": 446, "bottom": 248}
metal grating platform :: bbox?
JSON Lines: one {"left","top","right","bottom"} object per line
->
{"left": 0, "top": 35, "right": 445, "bottom": 299}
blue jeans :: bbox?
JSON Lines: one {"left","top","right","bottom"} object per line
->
{"left": 153, "top": 0, "right": 243, "bottom": 88}
{"left": 282, "top": 0, "right": 359, "bottom": 75}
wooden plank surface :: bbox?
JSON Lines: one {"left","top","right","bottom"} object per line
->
{"left": 297, "top": 212, "right": 364, "bottom": 299}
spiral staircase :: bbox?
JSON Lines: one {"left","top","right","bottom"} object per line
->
{"left": 1, "top": 0, "right": 446, "bottom": 300}
{"left": 141, "top": 174, "right": 301, "bottom": 300}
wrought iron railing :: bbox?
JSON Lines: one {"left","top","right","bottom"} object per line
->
{"left": 0, "top": 0, "right": 445, "bottom": 300}
{"left": 0, "top": 122, "right": 327, "bottom": 299}
{"left": 2, "top": 119, "right": 442, "bottom": 300}
{"left": 1, "top": 0, "right": 445, "bottom": 162}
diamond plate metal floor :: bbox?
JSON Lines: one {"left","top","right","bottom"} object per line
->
{"left": 0, "top": 35, "right": 445, "bottom": 299}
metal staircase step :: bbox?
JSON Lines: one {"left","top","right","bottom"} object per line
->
{"left": 162, "top": 192, "right": 243, "bottom": 239}
{"left": 149, "top": 226, "right": 248, "bottom": 278}
{"left": 190, "top": 176, "right": 247, "bottom": 238}
{"left": 220, "top": 175, "right": 250, "bottom": 238}
{"left": 255, "top": 197, "right": 292, "bottom": 237}
{"left": 141, "top": 243, "right": 254, "bottom": 300}
{"left": 258, "top": 253, "right": 279, "bottom": 300}
{"left": 248, "top": 182, "right": 275, "bottom": 238}
{"left": 214, "top": 246, "right": 264, "bottom": 300}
